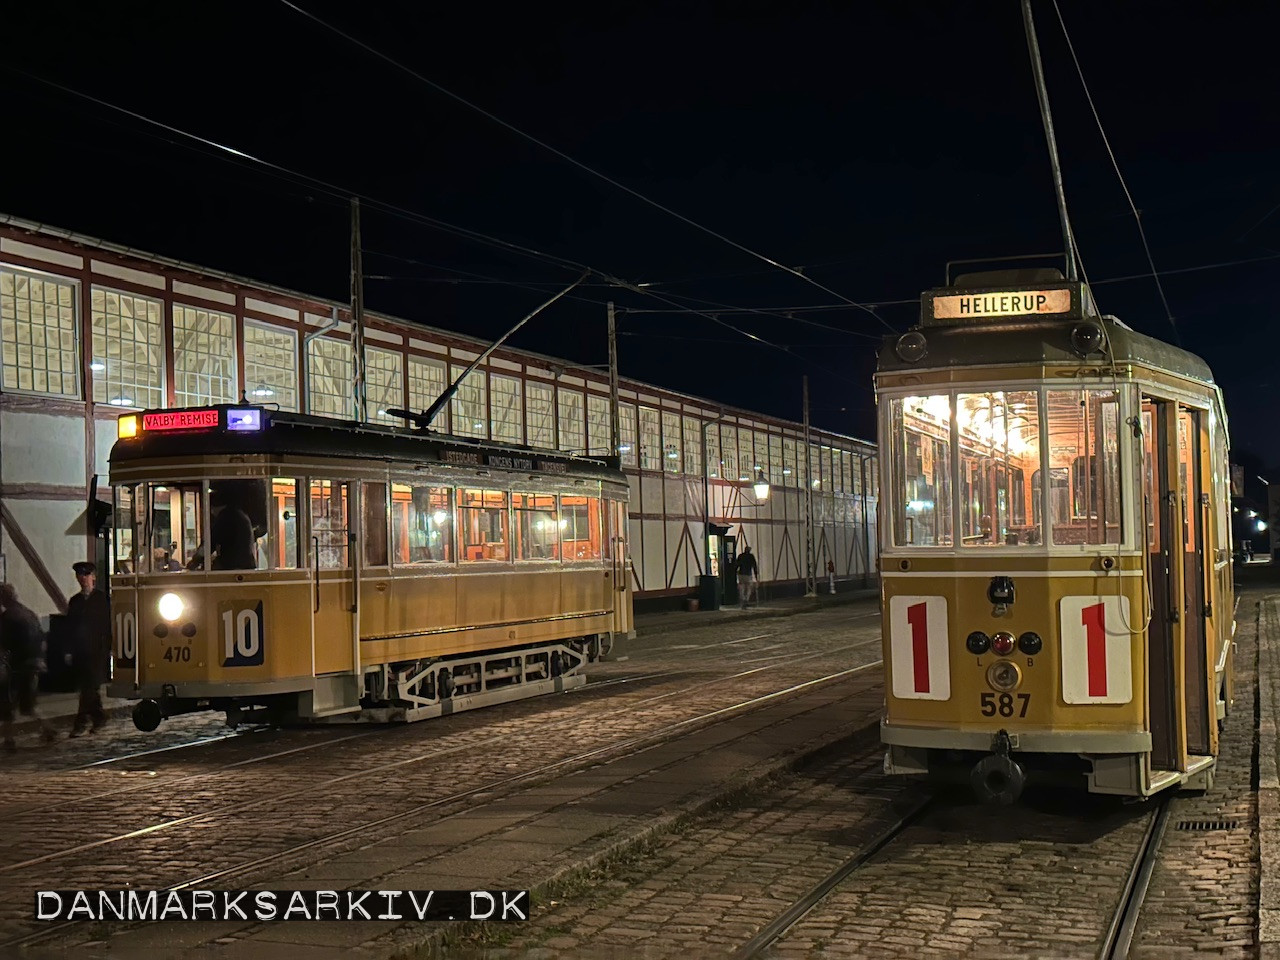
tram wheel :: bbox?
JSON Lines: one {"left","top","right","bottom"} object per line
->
{"left": 132, "top": 699, "right": 163, "bottom": 732}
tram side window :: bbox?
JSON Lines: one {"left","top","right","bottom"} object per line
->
{"left": 271, "top": 478, "right": 299, "bottom": 569}
{"left": 1046, "top": 389, "right": 1122, "bottom": 546}
{"left": 889, "top": 396, "right": 953, "bottom": 547}
{"left": 957, "top": 391, "right": 1040, "bottom": 547}
{"left": 363, "top": 482, "right": 389, "bottom": 567}
{"left": 390, "top": 483, "right": 454, "bottom": 564}
{"left": 513, "top": 493, "right": 559, "bottom": 561}
{"left": 561, "top": 495, "right": 602, "bottom": 560}
{"left": 113, "top": 484, "right": 139, "bottom": 573}
{"left": 309, "top": 480, "right": 350, "bottom": 569}
{"left": 459, "top": 489, "right": 508, "bottom": 561}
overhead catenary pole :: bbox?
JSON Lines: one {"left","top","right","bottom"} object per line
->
{"left": 1021, "top": 0, "right": 1077, "bottom": 281}
{"left": 802, "top": 376, "right": 817, "bottom": 598}
{"left": 350, "top": 197, "right": 367, "bottom": 421}
{"left": 608, "top": 302, "right": 620, "bottom": 459}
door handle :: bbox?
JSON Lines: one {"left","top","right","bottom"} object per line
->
{"left": 312, "top": 536, "right": 320, "bottom": 613}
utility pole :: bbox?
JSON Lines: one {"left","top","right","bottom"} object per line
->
{"left": 350, "top": 197, "right": 367, "bottom": 421}
{"left": 607, "top": 302, "right": 620, "bottom": 460}
{"left": 1021, "top": 0, "right": 1077, "bottom": 281}
{"left": 802, "top": 376, "right": 817, "bottom": 597}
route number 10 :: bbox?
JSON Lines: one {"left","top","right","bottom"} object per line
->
{"left": 220, "top": 601, "right": 265, "bottom": 666}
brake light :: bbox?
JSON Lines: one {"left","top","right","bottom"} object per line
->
{"left": 991, "top": 632, "right": 1015, "bottom": 656}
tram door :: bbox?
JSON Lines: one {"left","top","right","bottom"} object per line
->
{"left": 1179, "top": 408, "right": 1211, "bottom": 757}
{"left": 1143, "top": 399, "right": 1182, "bottom": 772}
{"left": 309, "top": 480, "right": 356, "bottom": 674}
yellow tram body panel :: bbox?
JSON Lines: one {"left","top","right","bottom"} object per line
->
{"left": 881, "top": 559, "right": 1149, "bottom": 741}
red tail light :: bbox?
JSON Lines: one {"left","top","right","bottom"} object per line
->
{"left": 991, "top": 631, "right": 1015, "bottom": 656}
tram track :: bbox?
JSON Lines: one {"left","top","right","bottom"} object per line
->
{"left": 0, "top": 628, "right": 877, "bottom": 825}
{"left": 1098, "top": 797, "right": 1174, "bottom": 960}
{"left": 0, "top": 647, "right": 879, "bottom": 877}
{"left": 4, "top": 658, "right": 883, "bottom": 951}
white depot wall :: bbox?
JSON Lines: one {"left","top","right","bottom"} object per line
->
{"left": 1, "top": 409, "right": 85, "bottom": 486}
{"left": 3, "top": 498, "right": 85, "bottom": 618}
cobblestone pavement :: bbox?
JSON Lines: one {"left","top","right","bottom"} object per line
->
{"left": 2, "top": 599, "right": 881, "bottom": 952}
{"left": 448, "top": 586, "right": 1271, "bottom": 960}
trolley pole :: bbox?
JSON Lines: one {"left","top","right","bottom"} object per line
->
{"left": 350, "top": 197, "right": 367, "bottom": 421}
{"left": 608, "top": 302, "right": 620, "bottom": 459}
{"left": 1021, "top": 0, "right": 1077, "bottom": 281}
{"left": 802, "top": 377, "right": 817, "bottom": 597}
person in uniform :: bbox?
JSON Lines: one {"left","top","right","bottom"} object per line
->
{"left": 735, "top": 546, "right": 759, "bottom": 610}
{"left": 67, "top": 561, "right": 112, "bottom": 736}
{"left": 0, "top": 583, "right": 58, "bottom": 750}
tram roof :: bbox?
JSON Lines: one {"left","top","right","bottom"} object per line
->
{"left": 109, "top": 406, "right": 624, "bottom": 484}
{"left": 877, "top": 276, "right": 1216, "bottom": 386}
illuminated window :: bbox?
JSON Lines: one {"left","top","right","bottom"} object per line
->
{"left": 639, "top": 406, "right": 660, "bottom": 471}
{"left": 172, "top": 304, "right": 236, "bottom": 406}
{"left": 490, "top": 373, "right": 522, "bottom": 444}
{"left": 782, "top": 438, "right": 797, "bottom": 487}
{"left": 309, "top": 479, "right": 349, "bottom": 568}
{"left": 366, "top": 346, "right": 403, "bottom": 423}
{"left": 587, "top": 394, "right": 611, "bottom": 456}
{"left": 889, "top": 395, "right": 955, "bottom": 547}
{"left": 957, "top": 390, "right": 1042, "bottom": 548}
{"left": 769, "top": 434, "right": 783, "bottom": 487}
{"left": 390, "top": 483, "right": 453, "bottom": 563}
{"left": 307, "top": 336, "right": 353, "bottom": 419}
{"left": 0, "top": 268, "right": 78, "bottom": 398}
{"left": 513, "top": 493, "right": 558, "bottom": 560}
{"left": 450, "top": 364, "right": 487, "bottom": 439}
{"left": 526, "top": 380, "right": 555, "bottom": 448}
{"left": 721, "top": 426, "right": 740, "bottom": 480}
{"left": 754, "top": 431, "right": 770, "bottom": 478}
{"left": 1046, "top": 388, "right": 1122, "bottom": 546}
{"left": 662, "top": 411, "right": 681, "bottom": 474}
{"left": 560, "top": 495, "right": 601, "bottom": 560}
{"left": 244, "top": 321, "right": 298, "bottom": 410}
{"left": 92, "top": 286, "right": 163, "bottom": 408}
{"left": 705, "top": 421, "right": 721, "bottom": 478}
{"left": 558, "top": 388, "right": 585, "bottom": 453}
{"left": 459, "top": 488, "right": 507, "bottom": 561}
{"left": 362, "top": 481, "right": 389, "bottom": 566}
{"left": 809, "top": 444, "right": 822, "bottom": 490}
{"left": 618, "top": 402, "right": 637, "bottom": 467}
{"left": 407, "top": 355, "right": 447, "bottom": 427}
{"left": 683, "top": 416, "right": 702, "bottom": 476}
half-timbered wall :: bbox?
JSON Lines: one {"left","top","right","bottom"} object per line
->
{"left": 0, "top": 216, "right": 878, "bottom": 615}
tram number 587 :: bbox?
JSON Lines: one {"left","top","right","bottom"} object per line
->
{"left": 220, "top": 601, "right": 265, "bottom": 667}
{"left": 980, "top": 692, "right": 1030, "bottom": 718}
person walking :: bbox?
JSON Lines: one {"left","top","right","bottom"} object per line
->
{"left": 735, "top": 546, "right": 759, "bottom": 610}
{"left": 0, "top": 583, "right": 58, "bottom": 751}
{"left": 67, "top": 561, "right": 111, "bottom": 737}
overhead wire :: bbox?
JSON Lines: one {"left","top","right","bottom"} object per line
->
{"left": 1051, "top": 0, "right": 1180, "bottom": 346}
{"left": 277, "top": 0, "right": 895, "bottom": 333}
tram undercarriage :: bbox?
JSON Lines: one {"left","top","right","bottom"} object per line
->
{"left": 126, "top": 634, "right": 612, "bottom": 731}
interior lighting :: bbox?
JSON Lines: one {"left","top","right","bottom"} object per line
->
{"left": 250, "top": 385, "right": 275, "bottom": 397}
{"left": 109, "top": 397, "right": 134, "bottom": 407}
{"left": 432, "top": 511, "right": 448, "bottom": 526}
{"left": 89, "top": 361, "right": 106, "bottom": 372}
{"left": 1259, "top": 520, "right": 1269, "bottom": 533}
{"left": 752, "top": 469, "right": 770, "bottom": 502}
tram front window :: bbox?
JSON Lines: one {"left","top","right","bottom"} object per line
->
{"left": 135, "top": 482, "right": 205, "bottom": 572}
{"left": 1045, "top": 389, "right": 1123, "bottom": 545}
{"left": 957, "top": 391, "right": 1041, "bottom": 547}
{"left": 889, "top": 396, "right": 953, "bottom": 547}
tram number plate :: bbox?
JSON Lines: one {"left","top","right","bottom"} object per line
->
{"left": 980, "top": 692, "right": 1030, "bottom": 718}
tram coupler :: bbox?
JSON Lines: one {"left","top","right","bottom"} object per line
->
{"left": 971, "top": 728, "right": 1026, "bottom": 805}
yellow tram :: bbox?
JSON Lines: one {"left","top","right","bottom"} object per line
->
{"left": 876, "top": 269, "right": 1233, "bottom": 801}
{"left": 106, "top": 405, "right": 633, "bottom": 730}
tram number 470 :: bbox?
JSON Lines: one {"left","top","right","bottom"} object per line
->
{"left": 980, "top": 692, "right": 1031, "bottom": 718}
{"left": 220, "top": 601, "right": 265, "bottom": 667}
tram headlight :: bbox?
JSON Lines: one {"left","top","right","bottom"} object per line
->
{"left": 157, "top": 592, "right": 186, "bottom": 623}
{"left": 895, "top": 331, "right": 928, "bottom": 363}
{"left": 1070, "top": 322, "right": 1105, "bottom": 357}
{"left": 987, "top": 660, "right": 1022, "bottom": 692}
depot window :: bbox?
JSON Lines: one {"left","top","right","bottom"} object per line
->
{"left": 1, "top": 268, "right": 79, "bottom": 399}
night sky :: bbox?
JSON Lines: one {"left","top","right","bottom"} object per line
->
{"left": 5, "top": 2, "right": 1278, "bottom": 482}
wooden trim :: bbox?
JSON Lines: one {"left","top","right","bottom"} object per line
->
{"left": 0, "top": 483, "right": 86, "bottom": 501}
{"left": 0, "top": 501, "right": 69, "bottom": 612}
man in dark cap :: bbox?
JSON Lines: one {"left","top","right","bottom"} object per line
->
{"left": 0, "top": 583, "right": 58, "bottom": 750}
{"left": 67, "top": 561, "right": 111, "bottom": 736}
